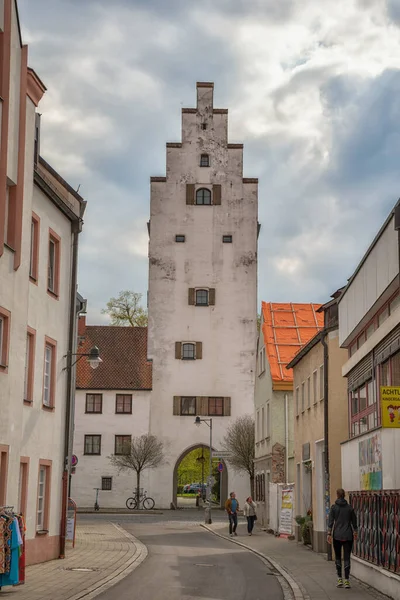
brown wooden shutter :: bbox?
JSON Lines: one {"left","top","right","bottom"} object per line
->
{"left": 200, "top": 397, "right": 209, "bottom": 416}
{"left": 188, "top": 288, "right": 195, "bottom": 305}
{"left": 213, "top": 184, "right": 221, "bottom": 205}
{"left": 209, "top": 288, "right": 216, "bottom": 305}
{"left": 175, "top": 342, "right": 182, "bottom": 359}
{"left": 186, "top": 184, "right": 195, "bottom": 205}
{"left": 196, "top": 396, "right": 202, "bottom": 415}
{"left": 196, "top": 342, "right": 203, "bottom": 359}
{"left": 173, "top": 396, "right": 181, "bottom": 415}
{"left": 223, "top": 397, "right": 231, "bottom": 416}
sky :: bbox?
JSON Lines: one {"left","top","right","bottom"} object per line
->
{"left": 18, "top": 0, "right": 400, "bottom": 324}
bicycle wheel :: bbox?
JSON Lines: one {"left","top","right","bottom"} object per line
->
{"left": 143, "top": 497, "right": 155, "bottom": 510}
{"left": 126, "top": 497, "right": 137, "bottom": 510}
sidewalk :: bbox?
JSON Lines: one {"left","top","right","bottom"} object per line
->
{"left": 206, "top": 521, "right": 390, "bottom": 600}
{"left": 5, "top": 520, "right": 147, "bottom": 600}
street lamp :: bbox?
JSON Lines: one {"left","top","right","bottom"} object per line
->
{"left": 63, "top": 346, "right": 103, "bottom": 371}
{"left": 195, "top": 416, "right": 213, "bottom": 524}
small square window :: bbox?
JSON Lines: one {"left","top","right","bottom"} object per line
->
{"left": 176, "top": 235, "right": 185, "bottom": 243}
{"left": 196, "top": 289, "right": 209, "bottom": 306}
{"left": 200, "top": 154, "right": 210, "bottom": 167}
{"left": 182, "top": 343, "right": 196, "bottom": 360}
{"left": 181, "top": 397, "right": 196, "bottom": 415}
{"left": 222, "top": 235, "right": 232, "bottom": 243}
{"left": 102, "top": 477, "right": 112, "bottom": 491}
{"left": 201, "top": 123, "right": 207, "bottom": 130}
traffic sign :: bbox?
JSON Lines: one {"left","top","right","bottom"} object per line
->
{"left": 212, "top": 451, "right": 232, "bottom": 459}
{"left": 217, "top": 462, "right": 224, "bottom": 472}
{"left": 71, "top": 455, "right": 78, "bottom": 467}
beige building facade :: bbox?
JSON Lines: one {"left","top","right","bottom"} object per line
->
{"left": 0, "top": 0, "right": 85, "bottom": 565}
{"left": 288, "top": 294, "right": 348, "bottom": 552}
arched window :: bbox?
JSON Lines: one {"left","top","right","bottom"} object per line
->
{"left": 200, "top": 154, "right": 210, "bottom": 167}
{"left": 182, "top": 343, "right": 196, "bottom": 360}
{"left": 196, "top": 289, "right": 209, "bottom": 306}
{"left": 196, "top": 188, "right": 211, "bottom": 205}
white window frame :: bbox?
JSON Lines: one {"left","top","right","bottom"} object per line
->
{"left": 29, "top": 219, "right": 35, "bottom": 277}
{"left": 43, "top": 344, "right": 52, "bottom": 407}
{"left": 313, "top": 370, "right": 317, "bottom": 404}
{"left": 258, "top": 346, "right": 266, "bottom": 376}
{"left": 37, "top": 466, "right": 46, "bottom": 531}
{"left": 261, "top": 406, "right": 265, "bottom": 439}
{"left": 266, "top": 402, "right": 270, "bottom": 438}
{"left": 301, "top": 382, "right": 305, "bottom": 412}
{"left": 319, "top": 364, "right": 324, "bottom": 400}
{"left": 0, "top": 317, "right": 3, "bottom": 361}
{"left": 257, "top": 410, "right": 260, "bottom": 442}
{"left": 307, "top": 376, "right": 311, "bottom": 408}
{"left": 295, "top": 386, "right": 300, "bottom": 415}
{"left": 24, "top": 333, "right": 31, "bottom": 400}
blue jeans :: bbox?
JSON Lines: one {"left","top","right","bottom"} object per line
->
{"left": 228, "top": 513, "right": 238, "bottom": 534}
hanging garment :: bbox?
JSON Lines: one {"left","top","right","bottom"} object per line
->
{"left": 0, "top": 519, "right": 20, "bottom": 587}
{"left": 0, "top": 515, "right": 13, "bottom": 575}
{"left": 0, "top": 517, "right": 5, "bottom": 574}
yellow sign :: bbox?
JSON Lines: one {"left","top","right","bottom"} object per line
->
{"left": 381, "top": 387, "right": 400, "bottom": 428}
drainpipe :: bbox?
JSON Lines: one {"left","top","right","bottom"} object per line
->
{"left": 321, "top": 330, "right": 332, "bottom": 561}
{"left": 284, "top": 393, "right": 289, "bottom": 484}
{"left": 59, "top": 215, "right": 83, "bottom": 559}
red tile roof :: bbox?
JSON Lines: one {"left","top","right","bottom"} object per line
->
{"left": 76, "top": 319, "right": 152, "bottom": 390}
{"left": 261, "top": 302, "right": 323, "bottom": 388}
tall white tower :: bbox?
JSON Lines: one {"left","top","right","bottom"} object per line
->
{"left": 147, "top": 82, "right": 258, "bottom": 508}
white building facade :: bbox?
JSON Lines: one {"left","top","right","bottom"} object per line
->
{"left": 339, "top": 203, "right": 400, "bottom": 598}
{"left": 147, "top": 82, "right": 258, "bottom": 509}
{"left": 0, "top": 0, "right": 86, "bottom": 565}
{"left": 72, "top": 318, "right": 152, "bottom": 509}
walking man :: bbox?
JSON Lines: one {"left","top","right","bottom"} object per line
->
{"left": 327, "top": 488, "right": 358, "bottom": 589}
{"left": 225, "top": 491, "right": 239, "bottom": 537}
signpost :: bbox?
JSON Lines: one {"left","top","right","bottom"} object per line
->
{"left": 212, "top": 451, "right": 232, "bottom": 459}
{"left": 381, "top": 387, "right": 400, "bottom": 427}
{"left": 66, "top": 498, "right": 77, "bottom": 548}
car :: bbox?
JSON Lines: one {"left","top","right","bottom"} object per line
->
{"left": 183, "top": 484, "right": 191, "bottom": 493}
{"left": 188, "top": 483, "right": 207, "bottom": 495}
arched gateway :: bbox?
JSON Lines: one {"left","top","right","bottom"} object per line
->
{"left": 173, "top": 444, "right": 228, "bottom": 509}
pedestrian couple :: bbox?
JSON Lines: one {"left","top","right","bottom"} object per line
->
{"left": 225, "top": 492, "right": 257, "bottom": 537}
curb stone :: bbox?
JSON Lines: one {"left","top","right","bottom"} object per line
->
{"left": 201, "top": 523, "right": 307, "bottom": 600}
{"left": 68, "top": 522, "right": 148, "bottom": 600}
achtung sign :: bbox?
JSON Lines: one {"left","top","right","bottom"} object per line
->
{"left": 381, "top": 387, "right": 400, "bottom": 428}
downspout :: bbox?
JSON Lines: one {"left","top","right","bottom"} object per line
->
{"left": 321, "top": 330, "right": 332, "bottom": 561}
{"left": 59, "top": 215, "right": 82, "bottom": 559}
{"left": 284, "top": 393, "right": 289, "bottom": 484}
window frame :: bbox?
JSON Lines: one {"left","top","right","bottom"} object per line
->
{"left": 30, "top": 212, "right": 40, "bottom": 283}
{"left": 47, "top": 229, "right": 61, "bottom": 298}
{"left": 195, "top": 289, "right": 209, "bottom": 306}
{"left": 319, "top": 365, "right": 324, "bottom": 400}
{"left": 102, "top": 477, "right": 112, "bottom": 491}
{"left": 181, "top": 396, "right": 196, "bottom": 416}
{"left": 175, "top": 235, "right": 185, "bottom": 243}
{"left": 307, "top": 376, "right": 311, "bottom": 408}
{"left": 85, "top": 393, "right": 103, "bottom": 414}
{"left": 24, "top": 327, "right": 36, "bottom": 404}
{"left": 0, "top": 307, "right": 11, "bottom": 372}
{"left": 182, "top": 343, "right": 196, "bottom": 360}
{"left": 313, "top": 370, "right": 317, "bottom": 405}
{"left": 295, "top": 386, "right": 300, "bottom": 416}
{"left": 301, "top": 382, "right": 305, "bottom": 412}
{"left": 196, "top": 188, "right": 212, "bottom": 206}
{"left": 42, "top": 337, "right": 57, "bottom": 410}
{"left": 36, "top": 460, "right": 51, "bottom": 533}
{"left": 200, "top": 154, "right": 210, "bottom": 167}
{"left": 208, "top": 397, "right": 224, "bottom": 416}
{"left": 349, "top": 381, "right": 378, "bottom": 438}
{"left": 115, "top": 394, "right": 133, "bottom": 414}
{"left": 258, "top": 346, "right": 266, "bottom": 376}
{"left": 84, "top": 434, "right": 102, "bottom": 456}
{"left": 115, "top": 435, "right": 132, "bottom": 456}
{"left": 222, "top": 235, "right": 232, "bottom": 243}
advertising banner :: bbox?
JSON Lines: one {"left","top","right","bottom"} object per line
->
{"left": 381, "top": 387, "right": 400, "bottom": 428}
{"left": 279, "top": 488, "right": 294, "bottom": 536}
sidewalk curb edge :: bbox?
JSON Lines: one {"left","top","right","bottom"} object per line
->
{"left": 68, "top": 522, "right": 148, "bottom": 600}
{"left": 201, "top": 524, "right": 308, "bottom": 600}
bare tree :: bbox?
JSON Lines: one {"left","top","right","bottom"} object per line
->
{"left": 101, "top": 290, "right": 148, "bottom": 327}
{"left": 222, "top": 415, "right": 255, "bottom": 496}
{"left": 109, "top": 434, "right": 165, "bottom": 506}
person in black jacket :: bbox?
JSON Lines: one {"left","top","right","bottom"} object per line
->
{"left": 327, "top": 488, "right": 358, "bottom": 589}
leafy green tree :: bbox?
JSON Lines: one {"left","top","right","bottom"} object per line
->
{"left": 177, "top": 447, "right": 210, "bottom": 487}
{"left": 102, "top": 290, "right": 148, "bottom": 327}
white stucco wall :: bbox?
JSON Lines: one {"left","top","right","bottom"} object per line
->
{"left": 339, "top": 216, "right": 398, "bottom": 345}
{"left": 72, "top": 389, "right": 151, "bottom": 508}
{"left": 147, "top": 84, "right": 258, "bottom": 508}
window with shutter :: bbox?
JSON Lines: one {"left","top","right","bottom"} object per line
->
{"left": 182, "top": 343, "right": 196, "bottom": 359}
{"left": 186, "top": 184, "right": 195, "bottom": 205}
{"left": 181, "top": 397, "right": 196, "bottom": 415}
{"left": 188, "top": 288, "right": 195, "bottom": 305}
{"left": 196, "top": 342, "right": 203, "bottom": 359}
{"left": 173, "top": 396, "right": 181, "bottom": 415}
{"left": 208, "top": 397, "right": 223, "bottom": 416}
{"left": 223, "top": 397, "right": 231, "bottom": 416}
{"left": 213, "top": 184, "right": 221, "bottom": 205}
{"left": 175, "top": 342, "right": 182, "bottom": 359}
{"left": 209, "top": 288, "right": 216, "bottom": 306}
{"left": 196, "top": 289, "right": 209, "bottom": 306}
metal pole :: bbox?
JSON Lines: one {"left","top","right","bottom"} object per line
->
{"left": 206, "top": 419, "right": 212, "bottom": 525}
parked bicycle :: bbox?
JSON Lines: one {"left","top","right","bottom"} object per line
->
{"left": 126, "top": 489, "right": 155, "bottom": 510}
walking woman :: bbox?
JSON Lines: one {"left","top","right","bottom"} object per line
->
{"left": 243, "top": 496, "right": 257, "bottom": 536}
{"left": 327, "top": 488, "right": 358, "bottom": 589}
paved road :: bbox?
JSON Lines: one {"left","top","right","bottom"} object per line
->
{"left": 97, "top": 520, "right": 285, "bottom": 600}
{"left": 81, "top": 508, "right": 228, "bottom": 525}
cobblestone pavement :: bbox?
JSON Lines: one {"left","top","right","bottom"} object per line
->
{"left": 205, "top": 521, "right": 393, "bottom": 600}
{"left": 4, "top": 520, "right": 146, "bottom": 600}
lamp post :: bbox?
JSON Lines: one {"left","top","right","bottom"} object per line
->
{"left": 195, "top": 416, "right": 213, "bottom": 524}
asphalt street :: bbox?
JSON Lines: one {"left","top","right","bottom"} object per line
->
{"left": 97, "top": 519, "right": 285, "bottom": 600}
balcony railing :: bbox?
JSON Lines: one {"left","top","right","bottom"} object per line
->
{"left": 349, "top": 490, "right": 400, "bottom": 574}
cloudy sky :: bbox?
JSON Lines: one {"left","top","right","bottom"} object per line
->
{"left": 18, "top": 0, "right": 400, "bottom": 323}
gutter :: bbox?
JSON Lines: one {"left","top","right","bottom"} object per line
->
{"left": 320, "top": 330, "right": 332, "bottom": 561}
{"left": 59, "top": 213, "right": 84, "bottom": 558}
